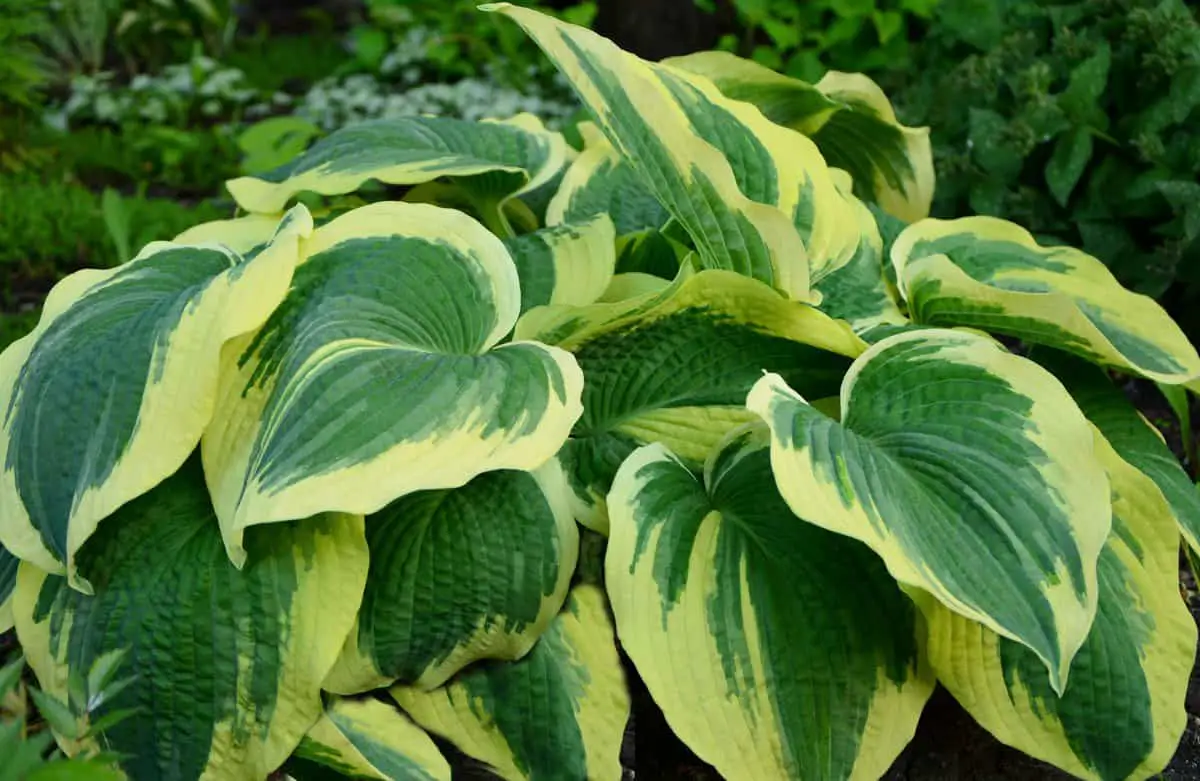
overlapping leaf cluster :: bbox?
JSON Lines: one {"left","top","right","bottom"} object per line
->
{"left": 0, "top": 6, "right": 1198, "bottom": 781}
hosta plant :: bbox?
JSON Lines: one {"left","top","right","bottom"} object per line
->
{"left": 1, "top": 5, "right": 1199, "bottom": 781}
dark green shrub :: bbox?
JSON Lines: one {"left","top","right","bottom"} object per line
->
{"left": 695, "top": 0, "right": 939, "bottom": 81}
{"left": 891, "top": 0, "right": 1200, "bottom": 328}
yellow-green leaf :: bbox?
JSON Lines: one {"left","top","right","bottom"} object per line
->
{"left": 12, "top": 457, "right": 369, "bottom": 781}
{"left": 893, "top": 216, "right": 1200, "bottom": 384}
{"left": 921, "top": 429, "right": 1196, "bottom": 780}
{"left": 172, "top": 212, "right": 284, "bottom": 255}
{"left": 545, "top": 121, "right": 669, "bottom": 237}
{"left": 503, "top": 213, "right": 616, "bottom": 314}
{"left": 748, "top": 328, "right": 1110, "bottom": 692}
{"left": 391, "top": 585, "right": 629, "bottom": 781}
{"left": 813, "top": 173, "right": 908, "bottom": 334}
{"left": 202, "top": 201, "right": 583, "bottom": 566}
{"left": 1038, "top": 351, "right": 1200, "bottom": 557}
{"left": 0, "top": 205, "right": 311, "bottom": 587}
{"left": 323, "top": 462, "right": 578, "bottom": 694}
{"left": 485, "top": 4, "right": 863, "bottom": 299}
{"left": 287, "top": 697, "right": 450, "bottom": 781}
{"left": 516, "top": 266, "right": 864, "bottom": 533}
{"left": 225, "top": 113, "right": 568, "bottom": 217}
{"left": 607, "top": 428, "right": 933, "bottom": 779}
{"left": 666, "top": 52, "right": 935, "bottom": 221}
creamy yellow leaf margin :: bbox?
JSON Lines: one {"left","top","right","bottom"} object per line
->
{"left": 920, "top": 429, "right": 1196, "bottom": 780}
{"left": 291, "top": 697, "right": 450, "bottom": 781}
{"left": 173, "top": 212, "right": 284, "bottom": 255}
{"left": 484, "top": 4, "right": 862, "bottom": 300}
{"left": 893, "top": 216, "right": 1200, "bottom": 385}
{"left": 0, "top": 206, "right": 311, "bottom": 587}
{"left": 391, "top": 585, "right": 629, "bottom": 781}
{"left": 813, "top": 171, "right": 908, "bottom": 334}
{"left": 203, "top": 201, "right": 584, "bottom": 565}
{"left": 748, "top": 328, "right": 1110, "bottom": 692}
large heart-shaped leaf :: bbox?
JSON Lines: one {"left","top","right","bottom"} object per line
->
{"left": 516, "top": 267, "right": 863, "bottom": 533}
{"left": 893, "top": 216, "right": 1200, "bottom": 384}
{"left": 13, "top": 457, "right": 369, "bottom": 781}
{"left": 922, "top": 430, "right": 1196, "bottom": 780}
{"left": 391, "top": 585, "right": 629, "bottom": 781}
{"left": 607, "top": 428, "right": 933, "bottom": 779}
{"left": 748, "top": 328, "right": 1110, "bottom": 692}
{"left": 202, "top": 201, "right": 583, "bottom": 565}
{"left": 0, "top": 206, "right": 310, "bottom": 586}
{"left": 324, "top": 463, "right": 578, "bottom": 694}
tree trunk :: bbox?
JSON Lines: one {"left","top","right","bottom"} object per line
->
{"left": 593, "top": 0, "right": 734, "bottom": 61}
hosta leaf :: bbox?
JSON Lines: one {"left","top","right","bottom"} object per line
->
{"left": 286, "top": 697, "right": 450, "bottom": 781}
{"left": 486, "top": 4, "right": 861, "bottom": 299}
{"left": 893, "top": 216, "right": 1200, "bottom": 384}
{"left": 516, "top": 267, "right": 863, "bottom": 533}
{"left": 225, "top": 114, "right": 568, "bottom": 216}
{"left": 324, "top": 463, "right": 578, "bottom": 694}
{"left": 1039, "top": 352, "right": 1200, "bottom": 555}
{"left": 203, "top": 202, "right": 583, "bottom": 565}
{"left": 0, "top": 544, "right": 15, "bottom": 633}
{"left": 607, "top": 429, "right": 933, "bottom": 780}
{"left": 391, "top": 585, "right": 629, "bottom": 781}
{"left": 546, "top": 122, "right": 669, "bottom": 236}
{"left": 813, "top": 174, "right": 907, "bottom": 334}
{"left": 0, "top": 206, "right": 310, "bottom": 586}
{"left": 922, "top": 430, "right": 1196, "bottom": 781}
{"left": 748, "top": 328, "right": 1110, "bottom": 692}
{"left": 12, "top": 457, "right": 369, "bottom": 781}
{"left": 667, "top": 52, "right": 934, "bottom": 222}
{"left": 502, "top": 213, "right": 616, "bottom": 315}
{"left": 812, "top": 72, "right": 935, "bottom": 222}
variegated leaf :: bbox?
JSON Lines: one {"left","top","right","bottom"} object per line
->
{"left": 922, "top": 429, "right": 1196, "bottom": 780}
{"left": 203, "top": 201, "right": 583, "bottom": 565}
{"left": 391, "top": 585, "right": 629, "bottom": 781}
{"left": 749, "top": 328, "right": 1110, "bottom": 692}
{"left": 0, "top": 206, "right": 311, "bottom": 586}
{"left": 607, "top": 428, "right": 933, "bottom": 779}
{"left": 893, "top": 216, "right": 1200, "bottom": 385}
{"left": 485, "top": 4, "right": 863, "bottom": 299}
{"left": 324, "top": 462, "right": 577, "bottom": 694}
{"left": 516, "top": 266, "right": 863, "bottom": 533}
{"left": 12, "top": 457, "right": 369, "bottom": 781}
